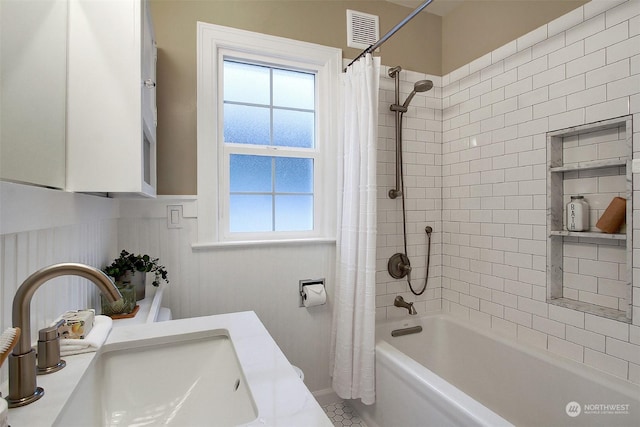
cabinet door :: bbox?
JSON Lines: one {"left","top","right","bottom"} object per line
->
{"left": 0, "top": 0, "right": 67, "bottom": 189}
{"left": 141, "top": 0, "right": 157, "bottom": 191}
{"left": 67, "top": 0, "right": 156, "bottom": 197}
{"left": 141, "top": 0, "right": 156, "bottom": 136}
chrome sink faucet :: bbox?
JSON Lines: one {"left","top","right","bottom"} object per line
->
{"left": 394, "top": 295, "right": 417, "bottom": 315}
{"left": 6, "top": 263, "right": 122, "bottom": 407}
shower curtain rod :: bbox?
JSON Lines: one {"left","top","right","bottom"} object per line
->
{"left": 345, "top": 0, "right": 434, "bottom": 70}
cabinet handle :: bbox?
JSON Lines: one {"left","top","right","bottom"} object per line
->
{"left": 144, "top": 79, "right": 156, "bottom": 88}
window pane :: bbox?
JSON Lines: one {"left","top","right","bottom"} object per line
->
{"left": 273, "top": 69, "right": 314, "bottom": 110}
{"left": 223, "top": 61, "right": 270, "bottom": 105}
{"left": 275, "top": 195, "right": 313, "bottom": 231}
{"left": 230, "top": 155, "right": 272, "bottom": 192}
{"left": 230, "top": 195, "right": 272, "bottom": 232}
{"left": 224, "top": 104, "right": 270, "bottom": 145}
{"left": 272, "top": 109, "right": 314, "bottom": 148}
{"left": 222, "top": 59, "right": 319, "bottom": 236}
{"left": 275, "top": 158, "right": 313, "bottom": 193}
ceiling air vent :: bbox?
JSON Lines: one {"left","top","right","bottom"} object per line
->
{"left": 347, "top": 10, "right": 379, "bottom": 50}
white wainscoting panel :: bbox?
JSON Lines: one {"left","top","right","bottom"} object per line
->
{"left": 0, "top": 184, "right": 118, "bottom": 385}
{"left": 117, "top": 204, "right": 335, "bottom": 392}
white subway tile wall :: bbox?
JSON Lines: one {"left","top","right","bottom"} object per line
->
{"left": 375, "top": 67, "right": 443, "bottom": 321}
{"left": 441, "top": 0, "right": 640, "bottom": 384}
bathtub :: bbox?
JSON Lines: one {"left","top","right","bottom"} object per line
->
{"left": 351, "top": 314, "right": 640, "bottom": 427}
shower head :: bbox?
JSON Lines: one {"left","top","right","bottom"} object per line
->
{"left": 401, "top": 79, "right": 433, "bottom": 109}
{"left": 414, "top": 79, "right": 433, "bottom": 93}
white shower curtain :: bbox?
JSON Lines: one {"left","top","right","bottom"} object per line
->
{"left": 330, "top": 54, "right": 380, "bottom": 405}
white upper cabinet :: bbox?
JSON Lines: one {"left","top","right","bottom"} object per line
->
{"left": 67, "top": 0, "right": 157, "bottom": 197}
{"left": 1, "top": 0, "right": 68, "bottom": 189}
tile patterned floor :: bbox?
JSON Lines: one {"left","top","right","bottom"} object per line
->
{"left": 321, "top": 401, "right": 368, "bottom": 427}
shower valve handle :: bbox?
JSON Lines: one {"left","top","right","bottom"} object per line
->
{"left": 388, "top": 253, "right": 411, "bottom": 279}
{"left": 400, "top": 262, "right": 412, "bottom": 274}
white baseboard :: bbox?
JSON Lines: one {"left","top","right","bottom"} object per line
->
{"left": 313, "top": 390, "right": 380, "bottom": 427}
{"left": 349, "top": 398, "right": 381, "bottom": 427}
{"left": 312, "top": 388, "right": 341, "bottom": 406}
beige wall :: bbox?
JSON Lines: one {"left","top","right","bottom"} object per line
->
{"left": 150, "top": 0, "right": 441, "bottom": 194}
{"left": 442, "top": 0, "right": 587, "bottom": 74}
{"left": 152, "top": 0, "right": 589, "bottom": 195}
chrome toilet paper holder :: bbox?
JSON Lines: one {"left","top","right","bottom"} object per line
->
{"left": 299, "top": 278, "right": 325, "bottom": 307}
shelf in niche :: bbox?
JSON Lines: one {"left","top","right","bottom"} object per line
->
{"left": 549, "top": 230, "right": 626, "bottom": 240}
{"left": 546, "top": 115, "right": 633, "bottom": 324}
{"left": 549, "top": 158, "right": 627, "bottom": 173}
{"left": 548, "top": 297, "right": 630, "bottom": 323}
{"left": 547, "top": 115, "right": 631, "bottom": 137}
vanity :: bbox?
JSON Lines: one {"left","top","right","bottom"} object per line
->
{"left": 2, "top": 287, "right": 330, "bottom": 426}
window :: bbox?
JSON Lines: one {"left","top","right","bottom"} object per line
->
{"left": 224, "top": 61, "right": 315, "bottom": 233}
{"left": 196, "top": 23, "right": 341, "bottom": 245}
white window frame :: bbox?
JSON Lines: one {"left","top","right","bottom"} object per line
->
{"left": 196, "top": 22, "right": 341, "bottom": 246}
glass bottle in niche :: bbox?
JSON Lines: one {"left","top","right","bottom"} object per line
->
{"left": 567, "top": 195, "right": 589, "bottom": 231}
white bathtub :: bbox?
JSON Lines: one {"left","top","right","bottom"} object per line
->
{"left": 351, "top": 314, "right": 640, "bottom": 427}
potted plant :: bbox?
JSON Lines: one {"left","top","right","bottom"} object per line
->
{"left": 103, "top": 250, "right": 169, "bottom": 301}
{"left": 100, "top": 284, "right": 137, "bottom": 316}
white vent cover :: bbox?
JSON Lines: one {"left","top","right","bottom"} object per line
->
{"left": 347, "top": 10, "right": 379, "bottom": 50}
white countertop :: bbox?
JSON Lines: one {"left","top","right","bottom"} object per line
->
{"left": 2, "top": 311, "right": 331, "bottom": 426}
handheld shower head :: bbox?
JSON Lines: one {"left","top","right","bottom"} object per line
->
{"left": 401, "top": 79, "right": 433, "bottom": 109}
{"left": 414, "top": 79, "right": 433, "bottom": 93}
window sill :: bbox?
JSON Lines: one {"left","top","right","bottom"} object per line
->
{"left": 191, "top": 237, "right": 336, "bottom": 250}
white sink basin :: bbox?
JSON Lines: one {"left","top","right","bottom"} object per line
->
{"left": 54, "top": 330, "right": 257, "bottom": 426}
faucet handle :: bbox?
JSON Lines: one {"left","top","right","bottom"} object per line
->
{"left": 36, "top": 319, "right": 66, "bottom": 375}
{"left": 38, "top": 319, "right": 64, "bottom": 341}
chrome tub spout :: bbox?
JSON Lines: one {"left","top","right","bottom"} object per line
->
{"left": 394, "top": 295, "right": 417, "bottom": 315}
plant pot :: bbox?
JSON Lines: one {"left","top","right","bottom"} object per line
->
{"left": 101, "top": 284, "right": 136, "bottom": 316}
{"left": 119, "top": 271, "right": 146, "bottom": 301}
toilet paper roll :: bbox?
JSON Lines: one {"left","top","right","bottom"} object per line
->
{"left": 302, "top": 284, "right": 326, "bottom": 308}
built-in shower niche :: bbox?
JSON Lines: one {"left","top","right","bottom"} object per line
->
{"left": 547, "top": 115, "right": 633, "bottom": 323}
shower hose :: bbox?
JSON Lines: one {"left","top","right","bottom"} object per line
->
{"left": 398, "top": 115, "right": 431, "bottom": 296}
